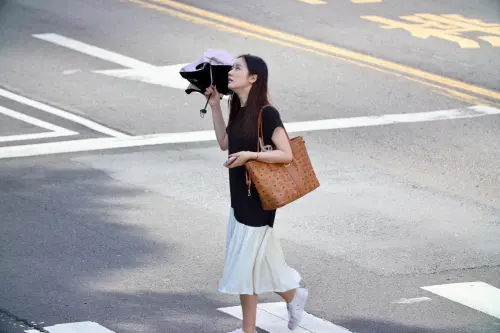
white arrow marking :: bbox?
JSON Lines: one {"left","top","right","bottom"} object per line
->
{"left": 25, "top": 321, "right": 116, "bottom": 333}
{"left": 32, "top": 33, "right": 230, "bottom": 93}
{"left": 94, "top": 65, "right": 231, "bottom": 98}
{"left": 93, "top": 64, "right": 189, "bottom": 90}
{"left": 218, "top": 302, "right": 353, "bottom": 333}
{"left": 32, "top": 33, "right": 190, "bottom": 90}
{"left": 421, "top": 281, "right": 500, "bottom": 319}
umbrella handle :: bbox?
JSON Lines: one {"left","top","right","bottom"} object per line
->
{"left": 200, "top": 93, "right": 211, "bottom": 118}
{"left": 200, "top": 64, "right": 214, "bottom": 118}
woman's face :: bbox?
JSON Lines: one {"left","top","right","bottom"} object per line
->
{"left": 228, "top": 57, "right": 254, "bottom": 91}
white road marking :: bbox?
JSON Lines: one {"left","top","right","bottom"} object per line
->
{"left": 219, "top": 302, "right": 352, "bottom": 333}
{"left": 25, "top": 321, "right": 116, "bottom": 333}
{"left": 352, "top": 0, "right": 382, "bottom": 3}
{"left": 0, "top": 105, "right": 78, "bottom": 134}
{"left": 0, "top": 105, "right": 78, "bottom": 142}
{"left": 0, "top": 88, "right": 129, "bottom": 138}
{"left": 33, "top": 33, "right": 153, "bottom": 70}
{"left": 32, "top": 33, "right": 221, "bottom": 94}
{"left": 0, "top": 105, "right": 498, "bottom": 159}
{"left": 0, "top": 131, "right": 213, "bottom": 159}
{"left": 284, "top": 105, "right": 500, "bottom": 132}
{"left": 0, "top": 132, "right": 79, "bottom": 143}
{"left": 298, "top": 0, "right": 328, "bottom": 4}
{"left": 94, "top": 64, "right": 190, "bottom": 90}
{"left": 63, "top": 69, "right": 82, "bottom": 75}
{"left": 392, "top": 297, "right": 432, "bottom": 304}
{"left": 94, "top": 65, "right": 230, "bottom": 99}
{"left": 421, "top": 281, "right": 500, "bottom": 319}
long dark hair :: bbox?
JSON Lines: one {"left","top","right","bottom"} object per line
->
{"left": 227, "top": 54, "right": 271, "bottom": 138}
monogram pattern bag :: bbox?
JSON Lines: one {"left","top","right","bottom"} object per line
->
{"left": 244, "top": 106, "right": 320, "bottom": 210}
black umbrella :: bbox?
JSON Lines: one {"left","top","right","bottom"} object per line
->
{"left": 179, "top": 49, "right": 234, "bottom": 117}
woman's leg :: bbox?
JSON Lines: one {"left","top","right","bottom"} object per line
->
{"left": 275, "top": 288, "right": 296, "bottom": 303}
{"left": 240, "top": 294, "right": 258, "bottom": 333}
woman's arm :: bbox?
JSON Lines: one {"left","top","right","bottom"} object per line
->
{"left": 210, "top": 104, "right": 229, "bottom": 151}
{"left": 205, "top": 85, "right": 228, "bottom": 151}
{"left": 226, "top": 127, "right": 292, "bottom": 168}
{"left": 249, "top": 127, "right": 292, "bottom": 164}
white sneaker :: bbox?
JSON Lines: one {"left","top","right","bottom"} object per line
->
{"left": 286, "top": 287, "right": 309, "bottom": 330}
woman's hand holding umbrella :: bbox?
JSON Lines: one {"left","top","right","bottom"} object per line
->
{"left": 204, "top": 85, "right": 221, "bottom": 108}
{"left": 199, "top": 85, "right": 221, "bottom": 117}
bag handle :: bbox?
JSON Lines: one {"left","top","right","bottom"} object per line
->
{"left": 246, "top": 104, "right": 291, "bottom": 196}
{"left": 256, "top": 104, "right": 269, "bottom": 152}
{"left": 256, "top": 104, "right": 291, "bottom": 152}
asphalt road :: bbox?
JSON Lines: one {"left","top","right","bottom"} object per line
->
{"left": 1, "top": 0, "right": 499, "bottom": 333}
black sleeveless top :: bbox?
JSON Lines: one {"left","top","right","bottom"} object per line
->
{"left": 226, "top": 105, "right": 285, "bottom": 228}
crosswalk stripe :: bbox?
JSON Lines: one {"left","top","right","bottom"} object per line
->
{"left": 25, "top": 321, "right": 115, "bottom": 333}
{"left": 219, "top": 302, "right": 353, "bottom": 333}
{"left": 421, "top": 281, "right": 500, "bottom": 319}
{"left": 16, "top": 282, "right": 499, "bottom": 333}
{"left": 25, "top": 321, "right": 116, "bottom": 333}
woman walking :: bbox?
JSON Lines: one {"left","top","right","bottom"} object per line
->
{"left": 205, "top": 54, "right": 309, "bottom": 333}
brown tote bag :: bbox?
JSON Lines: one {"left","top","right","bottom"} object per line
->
{"left": 244, "top": 106, "right": 320, "bottom": 210}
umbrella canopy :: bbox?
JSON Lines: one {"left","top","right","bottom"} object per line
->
{"left": 179, "top": 49, "right": 235, "bottom": 97}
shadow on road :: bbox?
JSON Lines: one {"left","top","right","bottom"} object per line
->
{"left": 339, "top": 318, "right": 470, "bottom": 333}
{"left": 0, "top": 0, "right": 7, "bottom": 12}
{"left": 0, "top": 160, "right": 495, "bottom": 333}
{"left": 0, "top": 161, "right": 236, "bottom": 333}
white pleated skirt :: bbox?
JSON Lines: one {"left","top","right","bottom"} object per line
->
{"left": 218, "top": 207, "right": 301, "bottom": 295}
